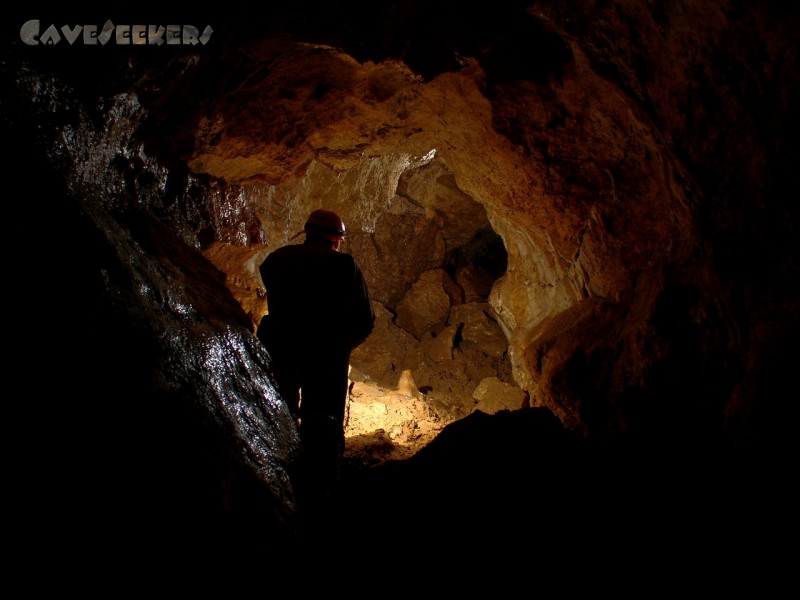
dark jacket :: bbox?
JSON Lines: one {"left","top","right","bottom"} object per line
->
{"left": 258, "top": 240, "right": 375, "bottom": 354}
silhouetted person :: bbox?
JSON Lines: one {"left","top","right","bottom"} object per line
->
{"left": 257, "top": 209, "right": 375, "bottom": 529}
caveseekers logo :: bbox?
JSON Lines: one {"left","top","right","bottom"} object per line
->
{"left": 20, "top": 19, "right": 213, "bottom": 46}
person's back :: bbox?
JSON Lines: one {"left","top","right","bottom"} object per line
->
{"left": 260, "top": 241, "right": 372, "bottom": 352}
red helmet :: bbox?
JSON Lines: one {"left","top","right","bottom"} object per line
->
{"left": 304, "top": 209, "right": 346, "bottom": 241}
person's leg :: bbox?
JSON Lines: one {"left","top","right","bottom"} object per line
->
{"left": 294, "top": 349, "right": 350, "bottom": 516}
{"left": 298, "top": 413, "right": 344, "bottom": 499}
{"left": 299, "top": 349, "right": 350, "bottom": 423}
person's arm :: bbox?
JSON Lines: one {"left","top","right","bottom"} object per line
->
{"left": 348, "top": 264, "right": 375, "bottom": 349}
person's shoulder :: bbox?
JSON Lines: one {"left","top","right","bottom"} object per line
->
{"left": 261, "top": 243, "right": 303, "bottom": 269}
{"left": 335, "top": 251, "right": 360, "bottom": 267}
{"left": 275, "top": 241, "right": 304, "bottom": 252}
{"left": 266, "top": 243, "right": 303, "bottom": 258}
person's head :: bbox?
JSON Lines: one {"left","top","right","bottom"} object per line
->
{"left": 304, "top": 209, "right": 346, "bottom": 250}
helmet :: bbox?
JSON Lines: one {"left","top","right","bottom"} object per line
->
{"left": 304, "top": 209, "right": 346, "bottom": 241}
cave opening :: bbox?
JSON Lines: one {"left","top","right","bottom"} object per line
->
{"left": 442, "top": 226, "right": 508, "bottom": 282}
{"left": 243, "top": 153, "right": 517, "bottom": 465}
